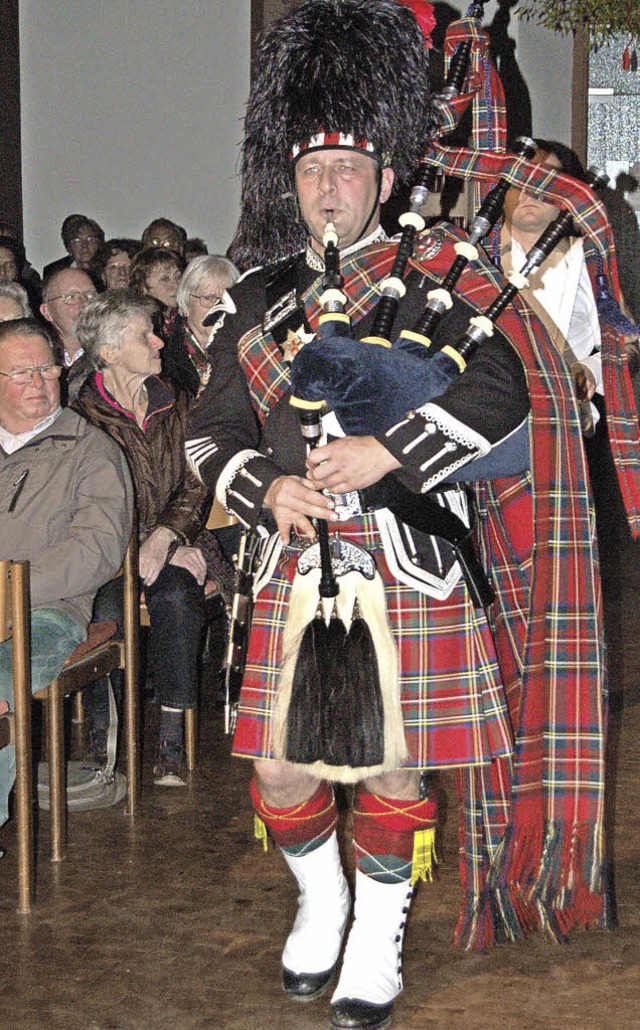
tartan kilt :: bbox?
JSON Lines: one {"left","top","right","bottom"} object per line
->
{"left": 232, "top": 512, "right": 514, "bottom": 771}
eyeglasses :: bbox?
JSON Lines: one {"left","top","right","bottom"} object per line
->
{"left": 148, "top": 238, "right": 180, "bottom": 249}
{"left": 0, "top": 364, "right": 62, "bottom": 385}
{"left": 45, "top": 290, "right": 97, "bottom": 305}
{"left": 190, "top": 293, "right": 220, "bottom": 307}
{"left": 70, "top": 235, "right": 99, "bottom": 245}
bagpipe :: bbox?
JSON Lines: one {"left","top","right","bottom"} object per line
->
{"left": 223, "top": 2, "right": 635, "bottom": 763}
{"left": 283, "top": 161, "right": 621, "bottom": 774}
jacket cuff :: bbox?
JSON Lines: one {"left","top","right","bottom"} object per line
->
{"left": 377, "top": 402, "right": 490, "bottom": 494}
{"left": 216, "top": 450, "right": 282, "bottom": 529}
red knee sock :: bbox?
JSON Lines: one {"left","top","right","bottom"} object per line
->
{"left": 352, "top": 788, "right": 438, "bottom": 884}
{"left": 250, "top": 776, "right": 337, "bottom": 856}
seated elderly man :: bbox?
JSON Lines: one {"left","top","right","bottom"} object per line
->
{"left": 0, "top": 318, "right": 133, "bottom": 834}
{"left": 40, "top": 267, "right": 98, "bottom": 402}
{"left": 74, "top": 291, "right": 214, "bottom": 786}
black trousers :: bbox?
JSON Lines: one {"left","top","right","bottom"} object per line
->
{"left": 88, "top": 563, "right": 206, "bottom": 728}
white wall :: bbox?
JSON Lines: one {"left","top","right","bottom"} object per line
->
{"left": 19, "top": 1, "right": 251, "bottom": 274}
{"left": 19, "top": 2, "right": 573, "bottom": 274}
{"left": 515, "top": 20, "right": 573, "bottom": 143}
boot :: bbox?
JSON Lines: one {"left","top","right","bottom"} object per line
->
{"left": 330, "top": 870, "right": 415, "bottom": 1030}
{"left": 281, "top": 831, "right": 351, "bottom": 1002}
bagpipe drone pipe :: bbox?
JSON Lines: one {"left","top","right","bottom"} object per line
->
{"left": 289, "top": 163, "right": 613, "bottom": 484}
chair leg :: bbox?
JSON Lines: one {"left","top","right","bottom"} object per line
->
{"left": 13, "top": 699, "right": 34, "bottom": 913}
{"left": 123, "top": 642, "right": 140, "bottom": 818}
{"left": 47, "top": 686, "right": 66, "bottom": 863}
{"left": 185, "top": 707, "right": 197, "bottom": 771}
{"left": 11, "top": 560, "right": 34, "bottom": 910}
{"left": 72, "top": 693, "right": 84, "bottom": 725}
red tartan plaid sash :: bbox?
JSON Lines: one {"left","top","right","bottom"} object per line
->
{"left": 423, "top": 145, "right": 640, "bottom": 533}
{"left": 238, "top": 245, "right": 399, "bottom": 424}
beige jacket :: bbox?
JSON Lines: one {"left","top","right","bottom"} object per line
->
{"left": 0, "top": 408, "right": 134, "bottom": 630}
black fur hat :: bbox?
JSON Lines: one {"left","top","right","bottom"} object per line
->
{"left": 230, "top": 0, "right": 435, "bottom": 268}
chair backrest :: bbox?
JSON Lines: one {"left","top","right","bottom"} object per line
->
{"left": 206, "top": 496, "right": 238, "bottom": 531}
{"left": 0, "top": 559, "right": 34, "bottom": 913}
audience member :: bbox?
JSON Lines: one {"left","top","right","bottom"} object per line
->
{"left": 129, "top": 247, "right": 184, "bottom": 339}
{"left": 74, "top": 292, "right": 216, "bottom": 785}
{"left": 43, "top": 214, "right": 105, "bottom": 282}
{"left": 140, "top": 218, "right": 187, "bottom": 259}
{"left": 0, "top": 318, "right": 133, "bottom": 832}
{"left": 164, "top": 254, "right": 239, "bottom": 397}
{"left": 185, "top": 237, "right": 209, "bottom": 262}
{"left": 0, "top": 237, "right": 20, "bottom": 285}
{"left": 92, "top": 238, "right": 140, "bottom": 292}
{"left": 0, "top": 283, "right": 32, "bottom": 322}
{"left": 0, "top": 223, "right": 43, "bottom": 307}
{"left": 0, "top": 235, "right": 41, "bottom": 311}
{"left": 40, "top": 267, "right": 98, "bottom": 402}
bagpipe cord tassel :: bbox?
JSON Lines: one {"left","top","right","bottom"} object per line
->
{"left": 594, "top": 252, "right": 640, "bottom": 336}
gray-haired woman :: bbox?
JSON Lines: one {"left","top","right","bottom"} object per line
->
{"left": 163, "top": 254, "right": 239, "bottom": 397}
{"left": 0, "top": 281, "right": 32, "bottom": 321}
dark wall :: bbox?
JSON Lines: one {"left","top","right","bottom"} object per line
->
{"left": 0, "top": 0, "right": 22, "bottom": 236}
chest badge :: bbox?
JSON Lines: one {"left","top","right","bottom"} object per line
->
{"left": 282, "top": 325, "right": 316, "bottom": 363}
{"left": 415, "top": 228, "right": 446, "bottom": 263}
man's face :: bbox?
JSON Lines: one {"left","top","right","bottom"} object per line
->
{"left": 67, "top": 225, "right": 101, "bottom": 268}
{"left": 294, "top": 149, "right": 394, "bottom": 252}
{"left": 503, "top": 151, "right": 563, "bottom": 240}
{"left": 101, "top": 314, "right": 163, "bottom": 378}
{"left": 142, "top": 224, "right": 184, "bottom": 256}
{"left": 0, "top": 246, "right": 19, "bottom": 283}
{"left": 102, "top": 250, "right": 132, "bottom": 291}
{"left": 40, "top": 269, "right": 97, "bottom": 341}
{"left": 0, "top": 333, "right": 60, "bottom": 434}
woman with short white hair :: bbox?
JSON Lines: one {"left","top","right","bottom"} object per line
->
{"left": 164, "top": 254, "right": 239, "bottom": 397}
{"left": 0, "top": 281, "right": 32, "bottom": 321}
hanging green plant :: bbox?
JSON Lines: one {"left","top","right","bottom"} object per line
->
{"left": 517, "top": 1, "right": 640, "bottom": 45}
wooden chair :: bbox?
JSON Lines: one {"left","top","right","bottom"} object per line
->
{"left": 0, "top": 559, "right": 34, "bottom": 914}
{"left": 34, "top": 531, "right": 140, "bottom": 865}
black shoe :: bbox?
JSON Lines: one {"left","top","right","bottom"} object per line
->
{"left": 282, "top": 964, "right": 335, "bottom": 1002}
{"left": 330, "top": 998, "right": 393, "bottom": 1030}
{"left": 153, "top": 739, "right": 187, "bottom": 787}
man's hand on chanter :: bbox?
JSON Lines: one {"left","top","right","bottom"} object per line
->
{"left": 264, "top": 475, "right": 338, "bottom": 544}
{"left": 307, "top": 435, "right": 400, "bottom": 494}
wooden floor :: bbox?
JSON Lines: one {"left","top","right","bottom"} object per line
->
{"left": 1, "top": 485, "right": 639, "bottom": 1030}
